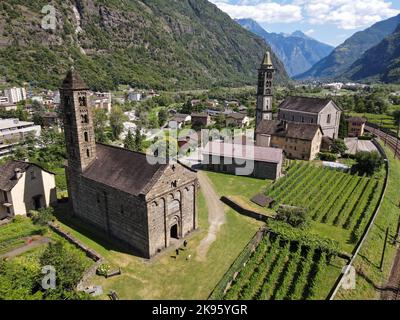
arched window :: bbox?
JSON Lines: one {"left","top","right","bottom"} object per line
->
{"left": 84, "top": 132, "right": 89, "bottom": 142}
{"left": 86, "top": 149, "right": 90, "bottom": 158}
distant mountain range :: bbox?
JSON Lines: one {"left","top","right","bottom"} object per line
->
{"left": 343, "top": 24, "right": 400, "bottom": 83}
{"left": 236, "top": 18, "right": 334, "bottom": 77}
{"left": 296, "top": 14, "right": 400, "bottom": 81}
{"left": 0, "top": 0, "right": 288, "bottom": 91}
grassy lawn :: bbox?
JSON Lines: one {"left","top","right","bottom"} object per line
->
{"left": 54, "top": 188, "right": 263, "bottom": 300}
{"left": 0, "top": 217, "right": 45, "bottom": 255}
{"left": 336, "top": 143, "right": 400, "bottom": 300}
{"left": 205, "top": 171, "right": 272, "bottom": 199}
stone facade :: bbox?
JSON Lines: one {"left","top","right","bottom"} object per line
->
{"left": 347, "top": 117, "right": 366, "bottom": 137}
{"left": 61, "top": 71, "right": 198, "bottom": 259}
{"left": 278, "top": 99, "right": 342, "bottom": 139}
{"left": 256, "top": 121, "right": 323, "bottom": 161}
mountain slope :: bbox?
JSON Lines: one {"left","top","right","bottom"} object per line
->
{"left": 236, "top": 18, "right": 334, "bottom": 77}
{"left": 296, "top": 14, "right": 400, "bottom": 80}
{"left": 0, "top": 0, "right": 288, "bottom": 91}
{"left": 342, "top": 24, "right": 400, "bottom": 83}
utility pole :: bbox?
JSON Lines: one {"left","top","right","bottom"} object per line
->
{"left": 380, "top": 226, "right": 390, "bottom": 271}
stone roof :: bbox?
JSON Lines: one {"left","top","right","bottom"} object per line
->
{"left": 191, "top": 112, "right": 209, "bottom": 118}
{"left": 82, "top": 144, "right": 170, "bottom": 196}
{"left": 256, "top": 120, "right": 322, "bottom": 141}
{"left": 202, "top": 141, "right": 283, "bottom": 164}
{"left": 347, "top": 117, "right": 367, "bottom": 123}
{"left": 279, "top": 96, "right": 341, "bottom": 113}
{"left": 0, "top": 161, "right": 54, "bottom": 191}
{"left": 61, "top": 70, "right": 89, "bottom": 90}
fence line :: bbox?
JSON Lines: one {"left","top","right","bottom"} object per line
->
{"left": 328, "top": 139, "right": 389, "bottom": 300}
{"left": 208, "top": 226, "right": 267, "bottom": 300}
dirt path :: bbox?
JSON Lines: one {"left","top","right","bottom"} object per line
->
{"left": 0, "top": 237, "right": 51, "bottom": 259}
{"left": 196, "top": 171, "right": 226, "bottom": 261}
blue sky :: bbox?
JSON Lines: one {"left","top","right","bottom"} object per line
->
{"left": 209, "top": 0, "right": 400, "bottom": 46}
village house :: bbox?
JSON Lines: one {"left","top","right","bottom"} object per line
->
{"left": 169, "top": 113, "right": 191, "bottom": 129}
{"left": 202, "top": 140, "right": 283, "bottom": 180}
{"left": 0, "top": 161, "right": 57, "bottom": 219}
{"left": 225, "top": 113, "right": 250, "bottom": 128}
{"left": 128, "top": 91, "right": 142, "bottom": 102}
{"left": 41, "top": 112, "right": 61, "bottom": 129}
{"left": 347, "top": 117, "right": 367, "bottom": 137}
{"left": 61, "top": 70, "right": 198, "bottom": 259}
{"left": 277, "top": 96, "right": 342, "bottom": 139}
{"left": 256, "top": 120, "right": 323, "bottom": 160}
{"left": 191, "top": 112, "right": 211, "bottom": 127}
{"left": 90, "top": 92, "right": 112, "bottom": 114}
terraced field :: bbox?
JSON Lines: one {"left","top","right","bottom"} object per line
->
{"left": 267, "top": 163, "right": 384, "bottom": 244}
{"left": 223, "top": 234, "right": 334, "bottom": 300}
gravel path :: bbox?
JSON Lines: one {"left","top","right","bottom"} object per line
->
{"left": 0, "top": 237, "right": 51, "bottom": 259}
{"left": 196, "top": 171, "right": 226, "bottom": 261}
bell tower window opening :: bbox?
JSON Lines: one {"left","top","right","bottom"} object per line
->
{"left": 86, "top": 149, "right": 90, "bottom": 158}
{"left": 84, "top": 132, "right": 89, "bottom": 142}
{"left": 79, "top": 96, "right": 87, "bottom": 107}
{"left": 81, "top": 114, "right": 89, "bottom": 124}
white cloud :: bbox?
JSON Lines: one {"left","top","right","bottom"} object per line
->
{"left": 210, "top": 1, "right": 303, "bottom": 23}
{"left": 305, "top": 29, "right": 314, "bottom": 35}
{"left": 210, "top": 0, "right": 400, "bottom": 30}
{"left": 294, "top": 0, "right": 400, "bottom": 29}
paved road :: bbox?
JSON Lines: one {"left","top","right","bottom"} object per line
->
{"left": 0, "top": 237, "right": 51, "bottom": 259}
{"left": 196, "top": 171, "right": 226, "bottom": 261}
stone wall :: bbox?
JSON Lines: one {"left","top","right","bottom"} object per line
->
{"left": 67, "top": 167, "right": 150, "bottom": 258}
{"left": 67, "top": 162, "right": 198, "bottom": 259}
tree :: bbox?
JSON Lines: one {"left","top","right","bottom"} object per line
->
{"left": 93, "top": 108, "right": 109, "bottom": 143}
{"left": 124, "top": 130, "right": 135, "bottom": 151}
{"left": 109, "top": 106, "right": 127, "bottom": 141}
{"left": 355, "top": 151, "right": 384, "bottom": 175}
{"left": 393, "top": 110, "right": 400, "bottom": 127}
{"left": 30, "top": 207, "right": 55, "bottom": 226}
{"left": 133, "top": 126, "right": 144, "bottom": 152}
{"left": 158, "top": 109, "right": 168, "bottom": 127}
{"left": 331, "top": 139, "right": 348, "bottom": 155}
{"left": 276, "top": 206, "right": 310, "bottom": 230}
{"left": 338, "top": 114, "right": 348, "bottom": 139}
{"left": 33, "top": 112, "right": 44, "bottom": 126}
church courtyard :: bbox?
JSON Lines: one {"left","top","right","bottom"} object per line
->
{"left": 53, "top": 171, "right": 265, "bottom": 300}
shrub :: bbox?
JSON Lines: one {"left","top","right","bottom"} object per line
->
{"left": 331, "top": 139, "right": 348, "bottom": 155}
{"left": 96, "top": 264, "right": 111, "bottom": 277}
{"left": 319, "top": 152, "right": 337, "bottom": 161}
{"left": 276, "top": 206, "right": 310, "bottom": 230}
{"left": 354, "top": 151, "right": 384, "bottom": 175}
{"left": 30, "top": 207, "right": 55, "bottom": 226}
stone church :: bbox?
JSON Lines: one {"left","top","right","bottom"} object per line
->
{"left": 60, "top": 70, "right": 198, "bottom": 259}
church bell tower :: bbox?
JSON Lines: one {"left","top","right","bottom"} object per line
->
{"left": 255, "top": 51, "right": 275, "bottom": 129}
{"left": 60, "top": 70, "right": 96, "bottom": 173}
